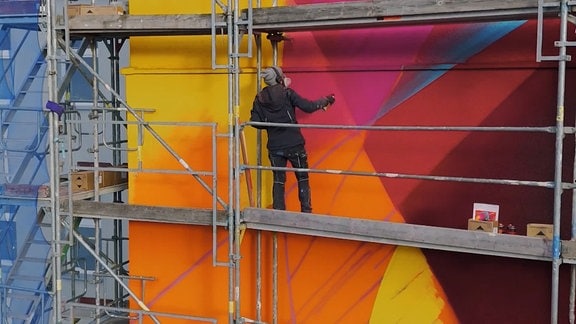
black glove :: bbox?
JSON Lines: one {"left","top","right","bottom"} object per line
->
{"left": 326, "top": 94, "right": 336, "bottom": 105}
{"left": 322, "top": 94, "right": 335, "bottom": 111}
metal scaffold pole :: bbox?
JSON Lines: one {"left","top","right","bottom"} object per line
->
{"left": 224, "top": 1, "right": 235, "bottom": 323}
{"left": 552, "top": 0, "right": 570, "bottom": 322}
{"left": 104, "top": 35, "right": 126, "bottom": 309}
{"left": 567, "top": 2, "right": 576, "bottom": 322}
{"left": 46, "top": 0, "right": 62, "bottom": 322}
{"left": 255, "top": 29, "right": 263, "bottom": 324}
{"left": 270, "top": 34, "right": 279, "bottom": 324}
{"left": 233, "top": 0, "right": 241, "bottom": 319}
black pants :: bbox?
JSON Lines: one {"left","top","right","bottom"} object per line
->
{"left": 268, "top": 145, "right": 312, "bottom": 213}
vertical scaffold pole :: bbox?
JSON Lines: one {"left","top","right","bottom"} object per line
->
{"left": 233, "top": 0, "right": 243, "bottom": 321}
{"left": 552, "top": 1, "right": 569, "bottom": 323}
{"left": 254, "top": 23, "right": 263, "bottom": 324}
{"left": 225, "top": 0, "right": 235, "bottom": 323}
{"left": 46, "top": 0, "right": 62, "bottom": 322}
{"left": 270, "top": 34, "right": 280, "bottom": 324}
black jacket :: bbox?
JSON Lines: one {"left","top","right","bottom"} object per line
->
{"left": 250, "top": 84, "right": 330, "bottom": 151}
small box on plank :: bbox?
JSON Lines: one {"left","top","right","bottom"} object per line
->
{"left": 526, "top": 223, "right": 553, "bottom": 240}
{"left": 467, "top": 219, "right": 499, "bottom": 234}
{"left": 68, "top": 4, "right": 124, "bottom": 17}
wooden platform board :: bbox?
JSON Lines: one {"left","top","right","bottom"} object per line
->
{"left": 64, "top": 0, "right": 554, "bottom": 37}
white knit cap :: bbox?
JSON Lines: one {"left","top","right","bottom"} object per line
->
{"left": 261, "top": 66, "right": 283, "bottom": 86}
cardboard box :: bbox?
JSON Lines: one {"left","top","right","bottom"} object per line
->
{"left": 70, "top": 171, "right": 96, "bottom": 193}
{"left": 467, "top": 219, "right": 499, "bottom": 234}
{"left": 75, "top": 161, "right": 126, "bottom": 187}
{"left": 70, "top": 170, "right": 118, "bottom": 192}
{"left": 527, "top": 223, "right": 554, "bottom": 240}
{"left": 100, "top": 171, "right": 118, "bottom": 187}
{"left": 68, "top": 4, "right": 124, "bottom": 17}
{"left": 473, "top": 203, "right": 499, "bottom": 221}
{"left": 116, "top": 163, "right": 128, "bottom": 184}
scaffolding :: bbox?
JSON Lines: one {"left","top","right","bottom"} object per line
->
{"left": 0, "top": 0, "right": 575, "bottom": 323}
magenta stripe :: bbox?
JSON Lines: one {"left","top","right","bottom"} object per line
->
{"left": 300, "top": 245, "right": 377, "bottom": 320}
{"left": 282, "top": 233, "right": 298, "bottom": 323}
{"left": 334, "top": 277, "right": 383, "bottom": 323}
{"left": 148, "top": 236, "right": 229, "bottom": 306}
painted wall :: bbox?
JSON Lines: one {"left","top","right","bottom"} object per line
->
{"left": 125, "top": 1, "right": 576, "bottom": 323}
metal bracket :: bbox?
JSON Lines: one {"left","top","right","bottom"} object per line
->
{"left": 211, "top": 0, "right": 230, "bottom": 69}
{"left": 537, "top": 0, "right": 563, "bottom": 62}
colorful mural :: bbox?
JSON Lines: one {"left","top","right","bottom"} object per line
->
{"left": 126, "top": 1, "right": 575, "bottom": 323}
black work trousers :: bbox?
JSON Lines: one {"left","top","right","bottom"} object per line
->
{"left": 268, "top": 145, "right": 312, "bottom": 213}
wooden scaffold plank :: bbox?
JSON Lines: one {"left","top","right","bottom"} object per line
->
{"left": 250, "top": 0, "right": 549, "bottom": 32}
{"left": 64, "top": 0, "right": 557, "bottom": 37}
{"left": 60, "top": 200, "right": 228, "bottom": 226}
{"left": 242, "top": 207, "right": 554, "bottom": 261}
{"left": 65, "top": 14, "right": 226, "bottom": 37}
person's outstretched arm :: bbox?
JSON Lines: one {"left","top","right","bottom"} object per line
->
{"left": 288, "top": 89, "right": 335, "bottom": 113}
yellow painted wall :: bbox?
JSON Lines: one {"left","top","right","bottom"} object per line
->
{"left": 125, "top": 1, "right": 279, "bottom": 322}
{"left": 125, "top": 1, "right": 456, "bottom": 323}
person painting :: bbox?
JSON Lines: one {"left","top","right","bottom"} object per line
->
{"left": 250, "top": 66, "right": 335, "bottom": 213}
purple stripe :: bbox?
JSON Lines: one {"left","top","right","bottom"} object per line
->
{"left": 148, "top": 236, "right": 228, "bottom": 306}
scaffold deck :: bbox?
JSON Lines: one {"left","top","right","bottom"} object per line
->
{"left": 64, "top": 0, "right": 550, "bottom": 37}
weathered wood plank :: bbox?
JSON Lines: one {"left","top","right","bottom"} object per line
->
{"left": 60, "top": 200, "right": 228, "bottom": 226}
{"left": 65, "top": 0, "right": 557, "bottom": 37}
{"left": 375, "top": 0, "right": 542, "bottom": 16}
{"left": 242, "top": 207, "right": 554, "bottom": 261}
{"left": 250, "top": 0, "right": 550, "bottom": 32}
{"left": 65, "top": 14, "right": 227, "bottom": 37}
